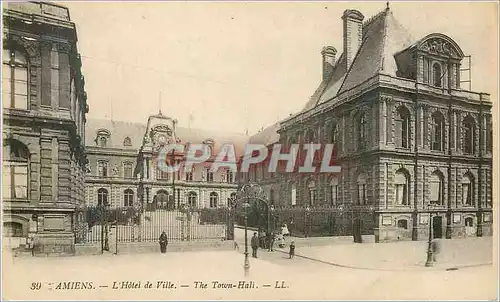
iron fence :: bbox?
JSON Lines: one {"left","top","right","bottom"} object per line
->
{"left": 76, "top": 206, "right": 232, "bottom": 245}
{"left": 234, "top": 204, "right": 375, "bottom": 238}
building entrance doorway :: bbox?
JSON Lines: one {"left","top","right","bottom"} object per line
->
{"left": 432, "top": 216, "right": 443, "bottom": 239}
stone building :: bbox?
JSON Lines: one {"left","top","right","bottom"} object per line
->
{"left": 84, "top": 113, "right": 247, "bottom": 211}
{"left": 243, "top": 6, "right": 493, "bottom": 242}
{"left": 2, "top": 2, "right": 89, "bottom": 254}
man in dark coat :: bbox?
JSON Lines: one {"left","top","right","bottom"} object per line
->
{"left": 159, "top": 231, "right": 168, "bottom": 253}
{"left": 251, "top": 232, "right": 259, "bottom": 258}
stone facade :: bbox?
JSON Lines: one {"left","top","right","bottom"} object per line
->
{"left": 84, "top": 114, "right": 248, "bottom": 212}
{"left": 2, "top": 2, "right": 89, "bottom": 255}
{"left": 241, "top": 7, "right": 493, "bottom": 242}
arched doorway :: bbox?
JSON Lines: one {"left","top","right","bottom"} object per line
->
{"left": 154, "top": 190, "right": 174, "bottom": 210}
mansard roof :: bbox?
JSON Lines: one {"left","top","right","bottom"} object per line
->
{"left": 85, "top": 118, "right": 249, "bottom": 156}
{"left": 305, "top": 7, "right": 415, "bottom": 110}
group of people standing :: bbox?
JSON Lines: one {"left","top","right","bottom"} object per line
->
{"left": 251, "top": 223, "right": 295, "bottom": 259}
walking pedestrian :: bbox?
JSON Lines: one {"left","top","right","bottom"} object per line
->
{"left": 430, "top": 238, "right": 441, "bottom": 262}
{"left": 268, "top": 231, "right": 275, "bottom": 252}
{"left": 277, "top": 233, "right": 285, "bottom": 248}
{"left": 281, "top": 223, "right": 290, "bottom": 238}
{"left": 159, "top": 231, "right": 168, "bottom": 254}
{"left": 251, "top": 232, "right": 259, "bottom": 258}
{"left": 289, "top": 240, "right": 295, "bottom": 259}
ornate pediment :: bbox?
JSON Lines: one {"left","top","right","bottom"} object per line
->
{"left": 417, "top": 33, "right": 464, "bottom": 60}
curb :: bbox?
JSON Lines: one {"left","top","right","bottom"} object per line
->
{"left": 271, "top": 249, "right": 492, "bottom": 272}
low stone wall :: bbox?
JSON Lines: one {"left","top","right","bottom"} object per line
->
{"left": 75, "top": 240, "right": 233, "bottom": 256}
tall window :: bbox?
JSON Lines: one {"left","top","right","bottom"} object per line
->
{"left": 185, "top": 167, "right": 194, "bottom": 181}
{"left": 97, "top": 188, "right": 109, "bottom": 206}
{"left": 2, "top": 49, "right": 28, "bottom": 109}
{"left": 226, "top": 169, "right": 234, "bottom": 183}
{"left": 188, "top": 191, "right": 197, "bottom": 208}
{"left": 290, "top": 183, "right": 297, "bottom": 206}
{"left": 330, "top": 176, "right": 339, "bottom": 206}
{"left": 2, "top": 140, "right": 29, "bottom": 199}
{"left": 356, "top": 112, "right": 367, "bottom": 150}
{"left": 156, "top": 166, "right": 169, "bottom": 180}
{"left": 429, "top": 171, "right": 443, "bottom": 205}
{"left": 432, "top": 62, "right": 442, "bottom": 87}
{"left": 124, "top": 189, "right": 134, "bottom": 207}
{"left": 330, "top": 123, "right": 339, "bottom": 157}
{"left": 394, "top": 170, "right": 409, "bottom": 206}
{"left": 396, "top": 107, "right": 410, "bottom": 149}
{"left": 431, "top": 112, "right": 445, "bottom": 151}
{"left": 123, "top": 137, "right": 132, "bottom": 146}
{"left": 463, "top": 116, "right": 475, "bottom": 154}
{"left": 123, "top": 162, "right": 133, "bottom": 178}
{"left": 205, "top": 167, "right": 214, "bottom": 182}
{"left": 97, "top": 160, "right": 108, "bottom": 177}
{"left": 307, "top": 180, "right": 316, "bottom": 206}
{"left": 357, "top": 173, "right": 366, "bottom": 205}
{"left": 462, "top": 174, "right": 474, "bottom": 206}
{"left": 209, "top": 192, "right": 218, "bottom": 208}
{"left": 50, "top": 45, "right": 59, "bottom": 106}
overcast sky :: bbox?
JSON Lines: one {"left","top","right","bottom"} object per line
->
{"left": 63, "top": 1, "right": 497, "bottom": 135}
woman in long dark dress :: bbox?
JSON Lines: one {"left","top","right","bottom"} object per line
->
{"left": 159, "top": 231, "right": 168, "bottom": 253}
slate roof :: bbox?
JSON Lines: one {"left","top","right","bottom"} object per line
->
{"left": 304, "top": 7, "right": 414, "bottom": 110}
{"left": 247, "top": 122, "right": 281, "bottom": 146}
{"left": 85, "top": 118, "right": 249, "bottom": 156}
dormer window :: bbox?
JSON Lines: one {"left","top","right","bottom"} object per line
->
{"left": 96, "top": 129, "right": 111, "bottom": 148}
{"left": 99, "top": 137, "right": 107, "bottom": 147}
{"left": 123, "top": 137, "right": 132, "bottom": 146}
{"left": 432, "top": 63, "right": 442, "bottom": 87}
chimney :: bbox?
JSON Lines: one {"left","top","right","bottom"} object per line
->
{"left": 321, "top": 46, "right": 337, "bottom": 81}
{"left": 342, "top": 9, "right": 364, "bottom": 70}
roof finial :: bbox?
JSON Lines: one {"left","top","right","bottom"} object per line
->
{"left": 386, "top": 1, "right": 390, "bottom": 10}
{"left": 158, "top": 90, "right": 163, "bottom": 115}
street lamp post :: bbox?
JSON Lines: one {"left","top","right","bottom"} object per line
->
{"left": 243, "top": 201, "right": 250, "bottom": 276}
{"left": 305, "top": 206, "right": 311, "bottom": 238}
{"left": 425, "top": 203, "right": 435, "bottom": 267}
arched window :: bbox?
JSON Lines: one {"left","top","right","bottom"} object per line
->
{"left": 97, "top": 160, "right": 108, "bottom": 177}
{"left": 209, "top": 192, "right": 218, "bottom": 208}
{"left": 356, "top": 112, "right": 367, "bottom": 150}
{"left": 431, "top": 111, "right": 445, "bottom": 151}
{"left": 307, "top": 180, "right": 316, "bottom": 206}
{"left": 463, "top": 116, "right": 475, "bottom": 154}
{"left": 290, "top": 182, "right": 297, "bottom": 206}
{"left": 123, "top": 162, "right": 133, "bottom": 178}
{"left": 357, "top": 173, "right": 366, "bottom": 205}
{"left": 2, "top": 140, "right": 29, "bottom": 199}
{"left": 394, "top": 169, "right": 409, "bottom": 206}
{"left": 464, "top": 217, "right": 473, "bottom": 227}
{"left": 330, "top": 176, "right": 339, "bottom": 206}
{"left": 330, "top": 122, "right": 339, "bottom": 157}
{"left": 462, "top": 173, "right": 474, "bottom": 206}
{"left": 123, "top": 137, "right": 132, "bottom": 146}
{"left": 432, "top": 63, "right": 442, "bottom": 87}
{"left": 396, "top": 107, "right": 410, "bottom": 149}
{"left": 97, "top": 188, "right": 109, "bottom": 206}
{"left": 3, "top": 221, "right": 24, "bottom": 237}
{"left": 188, "top": 191, "right": 197, "bottom": 208}
{"left": 429, "top": 171, "right": 444, "bottom": 205}
{"left": 124, "top": 189, "right": 134, "bottom": 207}
{"left": 154, "top": 190, "right": 170, "bottom": 209}
{"left": 2, "top": 49, "right": 28, "bottom": 109}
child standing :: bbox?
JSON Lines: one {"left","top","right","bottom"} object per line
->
{"left": 289, "top": 240, "right": 295, "bottom": 259}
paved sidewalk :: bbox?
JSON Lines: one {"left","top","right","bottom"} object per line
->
{"left": 275, "top": 236, "right": 493, "bottom": 271}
